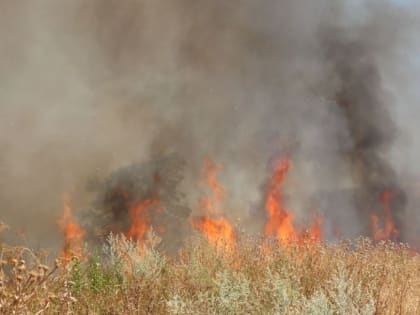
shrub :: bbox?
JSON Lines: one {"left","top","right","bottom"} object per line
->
{"left": 1, "top": 230, "right": 419, "bottom": 314}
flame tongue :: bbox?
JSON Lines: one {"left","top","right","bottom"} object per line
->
{"left": 198, "top": 158, "right": 225, "bottom": 216}
{"left": 308, "top": 214, "right": 322, "bottom": 241}
{"left": 127, "top": 196, "right": 159, "bottom": 243}
{"left": 58, "top": 194, "right": 85, "bottom": 260}
{"left": 264, "top": 159, "right": 298, "bottom": 244}
{"left": 264, "top": 159, "right": 322, "bottom": 245}
{"left": 371, "top": 190, "right": 399, "bottom": 241}
{"left": 192, "top": 159, "right": 236, "bottom": 253}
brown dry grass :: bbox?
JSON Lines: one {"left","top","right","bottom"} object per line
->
{"left": 0, "top": 231, "right": 419, "bottom": 314}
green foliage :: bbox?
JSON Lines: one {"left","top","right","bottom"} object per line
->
{"left": 70, "top": 258, "right": 84, "bottom": 296}
{"left": 86, "top": 254, "right": 108, "bottom": 293}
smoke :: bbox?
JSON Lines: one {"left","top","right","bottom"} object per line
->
{"left": 324, "top": 32, "right": 404, "bottom": 238}
{"left": 85, "top": 153, "right": 190, "bottom": 253}
{"left": 0, "top": 1, "right": 419, "bottom": 247}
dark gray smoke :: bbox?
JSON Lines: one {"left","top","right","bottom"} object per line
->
{"left": 0, "top": 1, "right": 419, "bottom": 248}
{"left": 84, "top": 153, "right": 190, "bottom": 252}
{"left": 324, "top": 31, "right": 405, "bottom": 239}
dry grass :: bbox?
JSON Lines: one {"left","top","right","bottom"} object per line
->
{"left": 0, "top": 231, "right": 419, "bottom": 314}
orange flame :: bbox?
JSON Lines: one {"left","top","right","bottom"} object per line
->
{"left": 127, "top": 196, "right": 159, "bottom": 243}
{"left": 264, "top": 159, "right": 322, "bottom": 246}
{"left": 192, "top": 216, "right": 236, "bottom": 253}
{"left": 264, "top": 159, "right": 297, "bottom": 244}
{"left": 198, "top": 158, "right": 225, "bottom": 215}
{"left": 301, "top": 213, "right": 323, "bottom": 244}
{"left": 371, "top": 190, "right": 399, "bottom": 241}
{"left": 58, "top": 194, "right": 86, "bottom": 260}
{"left": 192, "top": 158, "right": 236, "bottom": 253}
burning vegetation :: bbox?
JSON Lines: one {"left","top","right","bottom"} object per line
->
{"left": 192, "top": 159, "right": 236, "bottom": 255}
{"left": 126, "top": 195, "right": 160, "bottom": 243}
{"left": 371, "top": 190, "right": 400, "bottom": 241}
{"left": 56, "top": 155, "right": 410, "bottom": 261}
{"left": 57, "top": 195, "right": 85, "bottom": 261}
{"left": 264, "top": 159, "right": 323, "bottom": 246}
{"left": 2, "top": 220, "right": 419, "bottom": 314}
{"left": 1, "top": 0, "right": 420, "bottom": 313}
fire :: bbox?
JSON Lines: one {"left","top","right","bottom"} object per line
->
{"left": 127, "top": 196, "right": 159, "bottom": 243}
{"left": 264, "top": 159, "right": 297, "bottom": 244}
{"left": 192, "top": 216, "right": 236, "bottom": 253}
{"left": 58, "top": 194, "right": 86, "bottom": 260}
{"left": 264, "top": 159, "right": 322, "bottom": 245}
{"left": 371, "top": 190, "right": 399, "bottom": 241}
{"left": 301, "top": 214, "right": 323, "bottom": 244}
{"left": 192, "top": 159, "right": 236, "bottom": 253}
{"left": 198, "top": 158, "right": 225, "bottom": 215}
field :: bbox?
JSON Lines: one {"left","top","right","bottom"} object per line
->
{"left": 0, "top": 229, "right": 419, "bottom": 315}
{"left": 1, "top": 159, "right": 418, "bottom": 314}
{"left": 1, "top": 0, "right": 420, "bottom": 314}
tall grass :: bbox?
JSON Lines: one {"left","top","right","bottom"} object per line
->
{"left": 1, "top": 231, "right": 419, "bottom": 314}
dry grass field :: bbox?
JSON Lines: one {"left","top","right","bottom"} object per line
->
{"left": 1, "top": 230, "right": 419, "bottom": 315}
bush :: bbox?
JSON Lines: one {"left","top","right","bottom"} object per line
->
{"left": 1, "top": 231, "right": 419, "bottom": 314}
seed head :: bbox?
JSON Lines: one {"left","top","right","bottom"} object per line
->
{"left": 39, "top": 264, "right": 49, "bottom": 272}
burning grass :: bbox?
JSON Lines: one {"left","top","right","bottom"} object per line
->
{"left": 0, "top": 231, "right": 419, "bottom": 314}
{"left": 1, "top": 158, "right": 417, "bottom": 314}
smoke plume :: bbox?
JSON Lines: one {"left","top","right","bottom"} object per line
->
{"left": 0, "top": 1, "right": 419, "bottom": 248}
{"left": 324, "top": 30, "right": 406, "bottom": 238}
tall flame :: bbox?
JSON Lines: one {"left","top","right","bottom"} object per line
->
{"left": 192, "top": 159, "right": 236, "bottom": 254}
{"left": 371, "top": 190, "right": 399, "bottom": 241}
{"left": 58, "top": 194, "right": 86, "bottom": 260}
{"left": 127, "top": 196, "right": 159, "bottom": 244}
{"left": 264, "top": 159, "right": 322, "bottom": 245}
{"left": 198, "top": 158, "right": 225, "bottom": 215}
{"left": 264, "top": 159, "right": 297, "bottom": 244}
